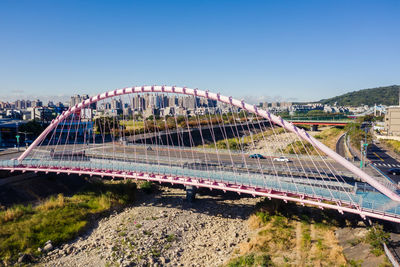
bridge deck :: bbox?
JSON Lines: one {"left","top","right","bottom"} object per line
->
{"left": 2, "top": 157, "right": 400, "bottom": 223}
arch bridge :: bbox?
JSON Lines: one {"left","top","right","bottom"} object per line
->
{"left": 2, "top": 85, "right": 400, "bottom": 223}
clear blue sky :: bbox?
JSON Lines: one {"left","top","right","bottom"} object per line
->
{"left": 0, "top": 0, "right": 399, "bottom": 103}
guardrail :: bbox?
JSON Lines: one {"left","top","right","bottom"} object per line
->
{"left": 384, "top": 243, "right": 400, "bottom": 267}
{"left": 370, "top": 164, "right": 399, "bottom": 192}
{"left": 346, "top": 134, "right": 359, "bottom": 161}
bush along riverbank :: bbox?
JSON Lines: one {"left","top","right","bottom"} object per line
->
{"left": 225, "top": 198, "right": 392, "bottom": 267}
{"left": 0, "top": 178, "right": 137, "bottom": 265}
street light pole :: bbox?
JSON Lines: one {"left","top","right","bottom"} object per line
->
{"left": 360, "top": 126, "right": 369, "bottom": 169}
{"left": 16, "top": 122, "right": 20, "bottom": 152}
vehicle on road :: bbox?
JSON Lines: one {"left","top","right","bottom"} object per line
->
{"left": 249, "top": 154, "right": 265, "bottom": 159}
{"left": 273, "top": 156, "right": 290, "bottom": 162}
{"left": 388, "top": 168, "right": 400, "bottom": 175}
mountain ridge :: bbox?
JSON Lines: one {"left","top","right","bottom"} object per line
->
{"left": 318, "top": 85, "right": 399, "bottom": 106}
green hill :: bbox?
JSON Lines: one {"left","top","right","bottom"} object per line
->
{"left": 319, "top": 85, "right": 399, "bottom": 106}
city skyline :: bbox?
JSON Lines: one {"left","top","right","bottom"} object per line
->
{"left": 1, "top": 82, "right": 399, "bottom": 105}
{"left": 1, "top": 1, "right": 399, "bottom": 102}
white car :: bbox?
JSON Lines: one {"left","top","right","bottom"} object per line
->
{"left": 273, "top": 156, "right": 290, "bottom": 162}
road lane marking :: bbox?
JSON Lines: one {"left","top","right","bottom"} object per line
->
{"left": 373, "top": 152, "right": 384, "bottom": 162}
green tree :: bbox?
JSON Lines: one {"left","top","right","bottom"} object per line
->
{"left": 306, "top": 110, "right": 325, "bottom": 116}
{"left": 19, "top": 120, "right": 45, "bottom": 138}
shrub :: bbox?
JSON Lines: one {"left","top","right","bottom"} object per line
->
{"left": 140, "top": 181, "right": 153, "bottom": 194}
{"left": 365, "top": 224, "right": 389, "bottom": 256}
{"left": 166, "top": 234, "right": 176, "bottom": 242}
{"left": 256, "top": 211, "right": 271, "bottom": 224}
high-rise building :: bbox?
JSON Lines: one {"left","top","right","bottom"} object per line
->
{"left": 133, "top": 95, "right": 146, "bottom": 110}
{"left": 15, "top": 100, "right": 26, "bottom": 110}
{"left": 111, "top": 98, "right": 122, "bottom": 110}
{"left": 70, "top": 94, "right": 90, "bottom": 107}
{"left": 32, "top": 99, "right": 43, "bottom": 107}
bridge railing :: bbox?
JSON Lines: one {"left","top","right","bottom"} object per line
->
{"left": 13, "top": 157, "right": 362, "bottom": 202}
{"left": 3, "top": 157, "right": 400, "bottom": 221}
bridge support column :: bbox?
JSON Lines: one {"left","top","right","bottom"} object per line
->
{"left": 311, "top": 125, "right": 318, "bottom": 131}
{"left": 185, "top": 186, "right": 197, "bottom": 202}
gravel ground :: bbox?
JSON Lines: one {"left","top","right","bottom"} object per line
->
{"left": 37, "top": 185, "right": 260, "bottom": 267}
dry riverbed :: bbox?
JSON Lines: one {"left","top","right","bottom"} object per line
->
{"left": 38, "top": 186, "right": 259, "bottom": 267}
{"left": 36, "top": 183, "right": 392, "bottom": 267}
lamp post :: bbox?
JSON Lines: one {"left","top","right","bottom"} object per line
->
{"left": 360, "top": 126, "right": 369, "bottom": 169}
{"left": 15, "top": 121, "right": 20, "bottom": 152}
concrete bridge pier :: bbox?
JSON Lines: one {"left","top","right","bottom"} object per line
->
{"left": 185, "top": 186, "right": 197, "bottom": 202}
{"left": 311, "top": 125, "right": 318, "bottom": 131}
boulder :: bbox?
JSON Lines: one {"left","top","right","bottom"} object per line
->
{"left": 17, "top": 254, "right": 31, "bottom": 263}
{"left": 43, "top": 242, "right": 53, "bottom": 252}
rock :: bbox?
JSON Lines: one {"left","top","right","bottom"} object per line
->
{"left": 17, "top": 254, "right": 30, "bottom": 263}
{"left": 148, "top": 257, "right": 155, "bottom": 264}
{"left": 159, "top": 256, "right": 169, "bottom": 264}
{"left": 37, "top": 247, "right": 43, "bottom": 253}
{"left": 43, "top": 243, "right": 53, "bottom": 252}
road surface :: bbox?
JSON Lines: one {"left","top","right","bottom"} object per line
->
{"left": 336, "top": 134, "right": 346, "bottom": 158}
{"left": 367, "top": 143, "right": 400, "bottom": 183}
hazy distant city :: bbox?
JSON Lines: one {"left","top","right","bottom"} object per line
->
{"left": 0, "top": 92, "right": 383, "bottom": 122}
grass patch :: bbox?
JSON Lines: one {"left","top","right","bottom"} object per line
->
{"left": 348, "top": 238, "right": 362, "bottom": 246}
{"left": 227, "top": 198, "right": 349, "bottom": 266}
{"left": 151, "top": 248, "right": 161, "bottom": 257}
{"left": 0, "top": 180, "right": 137, "bottom": 263}
{"left": 301, "top": 223, "right": 311, "bottom": 250}
{"left": 203, "top": 128, "right": 285, "bottom": 151}
{"left": 143, "top": 230, "right": 152, "bottom": 236}
{"left": 382, "top": 139, "right": 400, "bottom": 155}
{"left": 120, "top": 120, "right": 145, "bottom": 131}
{"left": 283, "top": 126, "right": 345, "bottom": 155}
{"left": 348, "top": 259, "right": 363, "bottom": 267}
{"left": 227, "top": 253, "right": 274, "bottom": 267}
{"left": 0, "top": 204, "right": 33, "bottom": 224}
{"left": 166, "top": 234, "right": 176, "bottom": 242}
